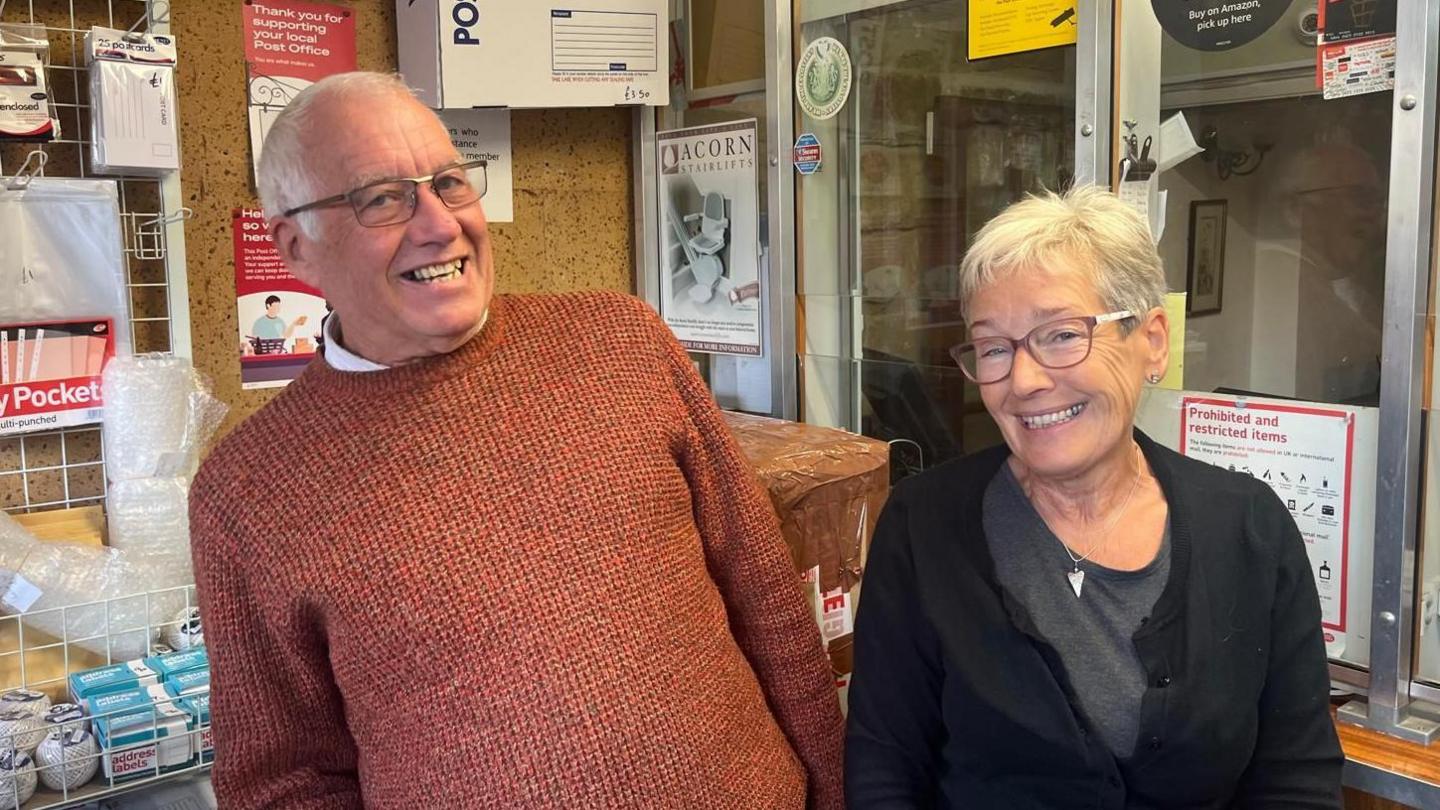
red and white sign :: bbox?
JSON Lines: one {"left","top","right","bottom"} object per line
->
{"left": 820, "top": 586, "right": 853, "bottom": 643}
{"left": 1180, "top": 397, "right": 1354, "bottom": 649}
{"left": 233, "top": 208, "right": 327, "bottom": 390}
{"left": 104, "top": 742, "right": 158, "bottom": 779}
{"left": 243, "top": 0, "right": 357, "bottom": 181}
{"left": 0, "top": 319, "right": 114, "bottom": 436}
{"left": 794, "top": 143, "right": 821, "bottom": 164}
{"left": 1320, "top": 36, "right": 1396, "bottom": 100}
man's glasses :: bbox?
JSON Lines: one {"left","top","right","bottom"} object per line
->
{"left": 282, "top": 160, "right": 488, "bottom": 228}
{"left": 949, "top": 310, "right": 1134, "bottom": 384}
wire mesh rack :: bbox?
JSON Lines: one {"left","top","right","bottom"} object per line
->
{"left": 0, "top": 2, "right": 204, "bottom": 806}
{"left": 0, "top": 585, "right": 209, "bottom": 810}
{"left": 0, "top": 0, "right": 191, "bottom": 517}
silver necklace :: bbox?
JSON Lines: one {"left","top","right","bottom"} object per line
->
{"left": 1057, "top": 445, "right": 1143, "bottom": 598}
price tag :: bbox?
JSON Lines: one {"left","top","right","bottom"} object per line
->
{"left": 2, "top": 574, "right": 42, "bottom": 613}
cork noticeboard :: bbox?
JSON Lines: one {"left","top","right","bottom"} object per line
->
{"left": 174, "top": 2, "right": 635, "bottom": 434}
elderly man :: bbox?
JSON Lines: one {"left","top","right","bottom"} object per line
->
{"left": 190, "top": 71, "right": 843, "bottom": 808}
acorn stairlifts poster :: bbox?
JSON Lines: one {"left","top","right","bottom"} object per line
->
{"left": 656, "top": 120, "right": 762, "bottom": 357}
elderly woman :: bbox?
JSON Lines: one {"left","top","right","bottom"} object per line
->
{"left": 846, "top": 186, "right": 1342, "bottom": 808}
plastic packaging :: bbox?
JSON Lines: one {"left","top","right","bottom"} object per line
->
{"left": 85, "top": 27, "right": 180, "bottom": 176}
{"left": 0, "top": 178, "right": 130, "bottom": 352}
{"left": 0, "top": 512, "right": 187, "bottom": 661}
{"left": 0, "top": 355, "right": 219, "bottom": 662}
{"left": 0, "top": 24, "right": 58, "bottom": 143}
{"left": 102, "top": 354, "right": 227, "bottom": 481}
{"left": 0, "top": 50, "right": 56, "bottom": 142}
{"left": 106, "top": 478, "right": 190, "bottom": 555}
{"left": 0, "top": 23, "right": 50, "bottom": 58}
{"left": 723, "top": 412, "right": 889, "bottom": 596}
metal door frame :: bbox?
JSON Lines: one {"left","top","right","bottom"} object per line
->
{"left": 1336, "top": 0, "right": 1440, "bottom": 745}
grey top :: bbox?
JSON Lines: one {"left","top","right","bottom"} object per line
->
{"left": 983, "top": 464, "right": 1171, "bottom": 759}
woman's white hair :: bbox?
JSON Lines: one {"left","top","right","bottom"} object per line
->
{"left": 256, "top": 72, "right": 418, "bottom": 238}
{"left": 957, "top": 185, "right": 1167, "bottom": 329}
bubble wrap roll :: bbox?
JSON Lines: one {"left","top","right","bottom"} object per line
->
{"left": 4, "top": 540, "right": 183, "bottom": 661}
{"left": 106, "top": 478, "right": 190, "bottom": 555}
{"left": 0, "top": 516, "right": 40, "bottom": 598}
{"left": 35, "top": 729, "right": 98, "bottom": 792}
{"left": 0, "top": 749, "right": 36, "bottom": 806}
{"left": 0, "top": 512, "right": 191, "bottom": 660}
{"left": 102, "top": 354, "right": 228, "bottom": 482}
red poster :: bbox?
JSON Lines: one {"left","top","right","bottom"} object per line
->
{"left": 233, "top": 208, "right": 327, "bottom": 390}
{"left": 244, "top": 0, "right": 357, "bottom": 180}
{"left": 0, "top": 319, "right": 115, "bottom": 436}
{"left": 243, "top": 0, "right": 356, "bottom": 80}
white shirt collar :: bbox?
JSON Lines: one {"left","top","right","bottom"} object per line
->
{"left": 321, "top": 310, "right": 489, "bottom": 372}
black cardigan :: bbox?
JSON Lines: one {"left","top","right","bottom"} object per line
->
{"left": 846, "top": 430, "right": 1343, "bottom": 809}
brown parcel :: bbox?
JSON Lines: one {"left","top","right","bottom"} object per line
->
{"left": 723, "top": 412, "right": 889, "bottom": 707}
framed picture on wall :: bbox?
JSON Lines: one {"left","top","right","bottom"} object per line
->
{"left": 1187, "top": 199, "right": 1227, "bottom": 315}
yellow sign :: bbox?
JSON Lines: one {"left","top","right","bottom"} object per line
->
{"left": 968, "top": 0, "right": 1079, "bottom": 60}
{"left": 1160, "top": 292, "right": 1186, "bottom": 391}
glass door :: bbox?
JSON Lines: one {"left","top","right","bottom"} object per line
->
{"left": 1112, "top": 0, "right": 1440, "bottom": 716}
{"left": 795, "top": 0, "right": 1077, "bottom": 478}
{"left": 618, "top": 0, "right": 1439, "bottom": 745}
{"left": 646, "top": 0, "right": 781, "bottom": 414}
{"left": 1111, "top": 0, "right": 1440, "bottom": 700}
{"left": 1117, "top": 0, "right": 1397, "bottom": 674}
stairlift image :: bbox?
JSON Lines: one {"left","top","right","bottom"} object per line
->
{"left": 658, "top": 164, "right": 761, "bottom": 355}
{"left": 668, "top": 190, "right": 732, "bottom": 305}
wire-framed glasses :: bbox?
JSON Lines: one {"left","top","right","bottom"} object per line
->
{"left": 949, "top": 310, "right": 1135, "bottom": 384}
{"left": 282, "top": 159, "right": 488, "bottom": 228}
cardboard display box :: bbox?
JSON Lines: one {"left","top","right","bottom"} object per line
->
{"left": 396, "top": 0, "right": 669, "bottom": 109}
{"left": 724, "top": 412, "right": 889, "bottom": 710}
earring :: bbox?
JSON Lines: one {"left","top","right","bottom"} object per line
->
{"left": 1147, "top": 372, "right": 1162, "bottom": 384}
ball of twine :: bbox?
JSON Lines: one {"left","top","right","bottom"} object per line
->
{"left": 0, "top": 690, "right": 50, "bottom": 721}
{"left": 0, "top": 711, "right": 46, "bottom": 753}
{"left": 0, "top": 748, "right": 37, "bottom": 806}
{"left": 164, "top": 606, "right": 204, "bottom": 651}
{"left": 36, "top": 729, "right": 99, "bottom": 792}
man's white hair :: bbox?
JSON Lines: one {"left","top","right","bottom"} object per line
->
{"left": 256, "top": 72, "right": 419, "bottom": 238}
{"left": 957, "top": 185, "right": 1167, "bottom": 329}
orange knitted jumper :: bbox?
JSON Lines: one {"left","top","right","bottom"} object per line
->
{"left": 189, "top": 292, "right": 844, "bottom": 809}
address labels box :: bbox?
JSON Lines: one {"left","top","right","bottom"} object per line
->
{"left": 397, "top": 0, "right": 669, "bottom": 108}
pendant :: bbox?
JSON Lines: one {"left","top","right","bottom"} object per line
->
{"left": 1067, "top": 568, "right": 1085, "bottom": 598}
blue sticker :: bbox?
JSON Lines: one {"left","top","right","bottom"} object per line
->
{"left": 793, "top": 133, "right": 822, "bottom": 175}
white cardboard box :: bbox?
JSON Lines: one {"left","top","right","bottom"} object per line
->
{"left": 396, "top": 0, "right": 669, "bottom": 109}
{"left": 94, "top": 701, "right": 190, "bottom": 781}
